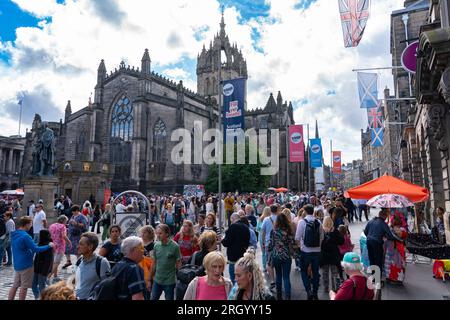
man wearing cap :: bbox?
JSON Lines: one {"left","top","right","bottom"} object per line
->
{"left": 329, "top": 252, "right": 374, "bottom": 300}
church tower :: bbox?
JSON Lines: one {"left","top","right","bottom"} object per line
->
{"left": 197, "top": 12, "right": 248, "bottom": 107}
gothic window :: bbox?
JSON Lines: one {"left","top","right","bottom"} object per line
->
{"left": 259, "top": 118, "right": 268, "bottom": 129}
{"left": 153, "top": 119, "right": 167, "bottom": 162}
{"left": 111, "top": 95, "right": 133, "bottom": 142}
{"left": 206, "top": 78, "right": 211, "bottom": 96}
{"left": 76, "top": 130, "right": 88, "bottom": 161}
{"left": 211, "top": 77, "right": 216, "bottom": 95}
{"left": 110, "top": 95, "right": 133, "bottom": 164}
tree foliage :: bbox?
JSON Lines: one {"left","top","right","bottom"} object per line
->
{"left": 205, "top": 139, "right": 271, "bottom": 193}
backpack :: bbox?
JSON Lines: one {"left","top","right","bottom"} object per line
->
{"left": 76, "top": 256, "right": 102, "bottom": 278}
{"left": 87, "top": 260, "right": 129, "bottom": 300}
{"left": 0, "top": 215, "right": 6, "bottom": 238}
{"left": 303, "top": 219, "right": 321, "bottom": 247}
{"left": 175, "top": 252, "right": 204, "bottom": 300}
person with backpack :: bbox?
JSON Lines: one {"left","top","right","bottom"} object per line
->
{"left": 295, "top": 204, "right": 324, "bottom": 300}
{"left": 8, "top": 216, "right": 54, "bottom": 300}
{"left": 107, "top": 236, "right": 147, "bottom": 300}
{"left": 267, "top": 212, "right": 296, "bottom": 300}
{"left": 99, "top": 225, "right": 123, "bottom": 269}
{"left": 183, "top": 251, "right": 232, "bottom": 300}
{"left": 32, "top": 229, "right": 54, "bottom": 299}
{"left": 329, "top": 252, "right": 375, "bottom": 300}
{"left": 320, "top": 216, "right": 345, "bottom": 294}
{"left": 74, "top": 232, "right": 111, "bottom": 300}
{"left": 174, "top": 230, "right": 215, "bottom": 300}
{"left": 151, "top": 224, "right": 182, "bottom": 300}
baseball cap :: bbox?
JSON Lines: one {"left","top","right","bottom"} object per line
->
{"left": 342, "top": 252, "right": 361, "bottom": 264}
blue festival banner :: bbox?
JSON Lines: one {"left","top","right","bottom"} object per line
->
{"left": 309, "top": 138, "right": 323, "bottom": 168}
{"left": 223, "top": 78, "right": 246, "bottom": 143}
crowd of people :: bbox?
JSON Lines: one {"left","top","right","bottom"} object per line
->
{"left": 1, "top": 188, "right": 444, "bottom": 301}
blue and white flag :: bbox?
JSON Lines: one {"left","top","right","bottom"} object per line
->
{"left": 371, "top": 128, "right": 383, "bottom": 147}
{"left": 18, "top": 99, "right": 23, "bottom": 106}
{"left": 309, "top": 138, "right": 323, "bottom": 168}
{"left": 357, "top": 72, "right": 378, "bottom": 108}
{"left": 223, "top": 78, "right": 246, "bottom": 143}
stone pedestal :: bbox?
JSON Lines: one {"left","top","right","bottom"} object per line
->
{"left": 23, "top": 176, "right": 59, "bottom": 221}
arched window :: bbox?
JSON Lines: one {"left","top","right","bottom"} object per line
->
{"left": 153, "top": 119, "right": 167, "bottom": 162}
{"left": 76, "top": 130, "right": 88, "bottom": 161}
{"left": 110, "top": 95, "right": 133, "bottom": 164}
{"left": 111, "top": 95, "right": 133, "bottom": 142}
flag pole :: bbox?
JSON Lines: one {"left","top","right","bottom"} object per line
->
{"left": 218, "top": 36, "right": 223, "bottom": 248}
{"left": 307, "top": 124, "right": 310, "bottom": 194}
{"left": 18, "top": 100, "right": 23, "bottom": 136}
{"left": 330, "top": 139, "right": 333, "bottom": 189}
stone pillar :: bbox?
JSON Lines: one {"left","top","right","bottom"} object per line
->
{"left": 7, "top": 148, "right": 13, "bottom": 173}
{"left": 0, "top": 148, "right": 3, "bottom": 173}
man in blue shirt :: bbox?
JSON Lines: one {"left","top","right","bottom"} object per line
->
{"left": 8, "top": 216, "right": 54, "bottom": 300}
{"left": 364, "top": 208, "right": 399, "bottom": 278}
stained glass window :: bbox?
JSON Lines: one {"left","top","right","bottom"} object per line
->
{"left": 111, "top": 95, "right": 133, "bottom": 142}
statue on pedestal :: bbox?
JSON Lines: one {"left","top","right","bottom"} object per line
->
{"left": 31, "top": 120, "right": 55, "bottom": 176}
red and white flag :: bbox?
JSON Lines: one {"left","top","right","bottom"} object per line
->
{"left": 338, "top": 0, "right": 371, "bottom": 48}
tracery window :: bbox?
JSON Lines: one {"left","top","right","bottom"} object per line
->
{"left": 153, "top": 119, "right": 167, "bottom": 162}
{"left": 110, "top": 95, "right": 133, "bottom": 164}
{"left": 111, "top": 95, "right": 133, "bottom": 142}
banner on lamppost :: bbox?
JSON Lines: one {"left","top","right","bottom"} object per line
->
{"left": 332, "top": 151, "right": 342, "bottom": 174}
{"left": 289, "top": 125, "right": 304, "bottom": 162}
{"left": 223, "top": 78, "right": 246, "bottom": 143}
{"left": 309, "top": 138, "right": 323, "bottom": 168}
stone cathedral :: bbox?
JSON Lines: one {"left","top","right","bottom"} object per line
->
{"left": 21, "top": 16, "right": 305, "bottom": 204}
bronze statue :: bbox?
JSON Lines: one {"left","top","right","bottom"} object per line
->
{"left": 31, "top": 123, "right": 55, "bottom": 176}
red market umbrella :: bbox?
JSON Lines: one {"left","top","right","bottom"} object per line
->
{"left": 344, "top": 175, "right": 429, "bottom": 203}
{"left": 274, "top": 187, "right": 289, "bottom": 193}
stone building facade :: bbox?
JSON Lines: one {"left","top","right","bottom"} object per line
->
{"left": 411, "top": 0, "right": 450, "bottom": 226}
{"left": 20, "top": 16, "right": 306, "bottom": 203}
{"left": 0, "top": 135, "right": 26, "bottom": 191}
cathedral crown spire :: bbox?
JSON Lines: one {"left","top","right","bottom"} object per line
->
{"left": 220, "top": 9, "right": 226, "bottom": 38}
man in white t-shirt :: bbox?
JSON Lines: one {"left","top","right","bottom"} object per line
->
{"left": 33, "top": 204, "right": 47, "bottom": 242}
{"left": 116, "top": 201, "right": 126, "bottom": 213}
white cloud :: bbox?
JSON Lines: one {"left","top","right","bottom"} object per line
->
{"left": 0, "top": 0, "right": 405, "bottom": 165}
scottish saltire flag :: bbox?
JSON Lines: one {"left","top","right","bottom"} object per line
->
{"left": 371, "top": 128, "right": 383, "bottom": 147}
{"left": 367, "top": 101, "right": 384, "bottom": 129}
{"left": 358, "top": 72, "right": 378, "bottom": 108}
{"left": 338, "top": 0, "right": 371, "bottom": 48}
